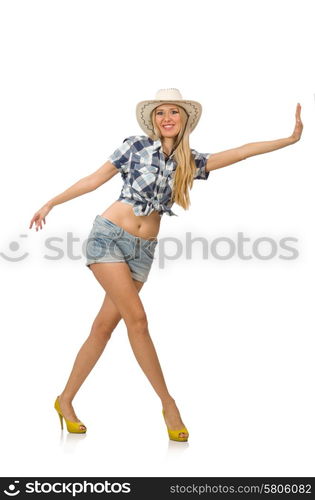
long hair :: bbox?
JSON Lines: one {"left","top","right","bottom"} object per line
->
{"left": 151, "top": 105, "right": 197, "bottom": 211}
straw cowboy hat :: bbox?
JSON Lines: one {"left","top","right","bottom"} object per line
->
{"left": 136, "top": 88, "right": 202, "bottom": 137}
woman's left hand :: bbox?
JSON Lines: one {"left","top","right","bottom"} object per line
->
{"left": 290, "top": 103, "right": 303, "bottom": 143}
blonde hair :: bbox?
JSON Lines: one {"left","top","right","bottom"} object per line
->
{"left": 151, "top": 105, "right": 196, "bottom": 211}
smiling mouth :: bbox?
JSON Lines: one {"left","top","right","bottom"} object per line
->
{"left": 162, "top": 125, "right": 175, "bottom": 129}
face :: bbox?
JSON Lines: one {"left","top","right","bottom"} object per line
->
{"left": 154, "top": 104, "right": 182, "bottom": 138}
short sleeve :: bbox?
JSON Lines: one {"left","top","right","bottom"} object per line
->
{"left": 191, "top": 149, "right": 212, "bottom": 180}
{"left": 107, "top": 137, "right": 133, "bottom": 174}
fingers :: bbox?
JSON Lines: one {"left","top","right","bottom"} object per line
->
{"left": 29, "top": 216, "right": 36, "bottom": 229}
{"left": 291, "top": 103, "right": 303, "bottom": 142}
{"left": 35, "top": 221, "right": 43, "bottom": 231}
{"left": 29, "top": 214, "right": 45, "bottom": 231}
{"left": 37, "top": 217, "right": 43, "bottom": 231}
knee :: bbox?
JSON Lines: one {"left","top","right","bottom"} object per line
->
{"left": 127, "top": 314, "right": 149, "bottom": 336}
{"left": 90, "top": 320, "right": 113, "bottom": 343}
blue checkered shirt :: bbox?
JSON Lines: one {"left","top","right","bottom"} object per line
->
{"left": 107, "top": 135, "right": 212, "bottom": 217}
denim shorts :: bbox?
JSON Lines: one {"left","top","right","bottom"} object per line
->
{"left": 85, "top": 215, "right": 159, "bottom": 283}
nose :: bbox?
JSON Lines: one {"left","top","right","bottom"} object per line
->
{"left": 162, "top": 113, "right": 174, "bottom": 123}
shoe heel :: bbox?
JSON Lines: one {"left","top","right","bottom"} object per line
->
{"left": 54, "top": 396, "right": 87, "bottom": 434}
{"left": 58, "top": 412, "right": 63, "bottom": 430}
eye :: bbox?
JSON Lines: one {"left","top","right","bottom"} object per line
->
{"left": 156, "top": 110, "right": 179, "bottom": 116}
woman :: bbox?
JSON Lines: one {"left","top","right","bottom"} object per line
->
{"left": 29, "top": 88, "right": 303, "bottom": 441}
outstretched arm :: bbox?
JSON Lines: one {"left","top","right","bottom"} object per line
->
{"left": 206, "top": 103, "right": 303, "bottom": 172}
{"left": 29, "top": 160, "right": 118, "bottom": 231}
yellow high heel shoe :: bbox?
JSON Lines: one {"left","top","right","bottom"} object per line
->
{"left": 54, "top": 396, "right": 87, "bottom": 434}
{"left": 162, "top": 409, "right": 189, "bottom": 442}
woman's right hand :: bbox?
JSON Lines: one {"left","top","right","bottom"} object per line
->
{"left": 29, "top": 203, "right": 52, "bottom": 231}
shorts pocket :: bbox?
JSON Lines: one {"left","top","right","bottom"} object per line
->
{"left": 142, "top": 239, "right": 158, "bottom": 259}
{"left": 93, "top": 219, "right": 120, "bottom": 238}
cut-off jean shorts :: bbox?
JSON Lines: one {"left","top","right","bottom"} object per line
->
{"left": 85, "top": 215, "right": 159, "bottom": 283}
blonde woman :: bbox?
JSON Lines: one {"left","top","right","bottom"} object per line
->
{"left": 29, "top": 89, "right": 303, "bottom": 441}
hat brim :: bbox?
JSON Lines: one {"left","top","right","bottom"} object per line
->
{"left": 136, "top": 99, "right": 202, "bottom": 136}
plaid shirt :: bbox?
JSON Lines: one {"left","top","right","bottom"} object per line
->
{"left": 107, "top": 135, "right": 212, "bottom": 217}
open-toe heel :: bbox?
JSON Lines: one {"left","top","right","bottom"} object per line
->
{"left": 162, "top": 408, "right": 189, "bottom": 442}
{"left": 54, "top": 396, "right": 87, "bottom": 434}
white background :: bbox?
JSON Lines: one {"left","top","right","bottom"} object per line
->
{"left": 0, "top": 0, "right": 314, "bottom": 478}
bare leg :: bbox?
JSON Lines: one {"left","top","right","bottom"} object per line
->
{"left": 57, "top": 280, "right": 143, "bottom": 426}
{"left": 89, "top": 262, "right": 188, "bottom": 438}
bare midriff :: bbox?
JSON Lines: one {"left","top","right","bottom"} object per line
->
{"left": 99, "top": 200, "right": 161, "bottom": 241}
